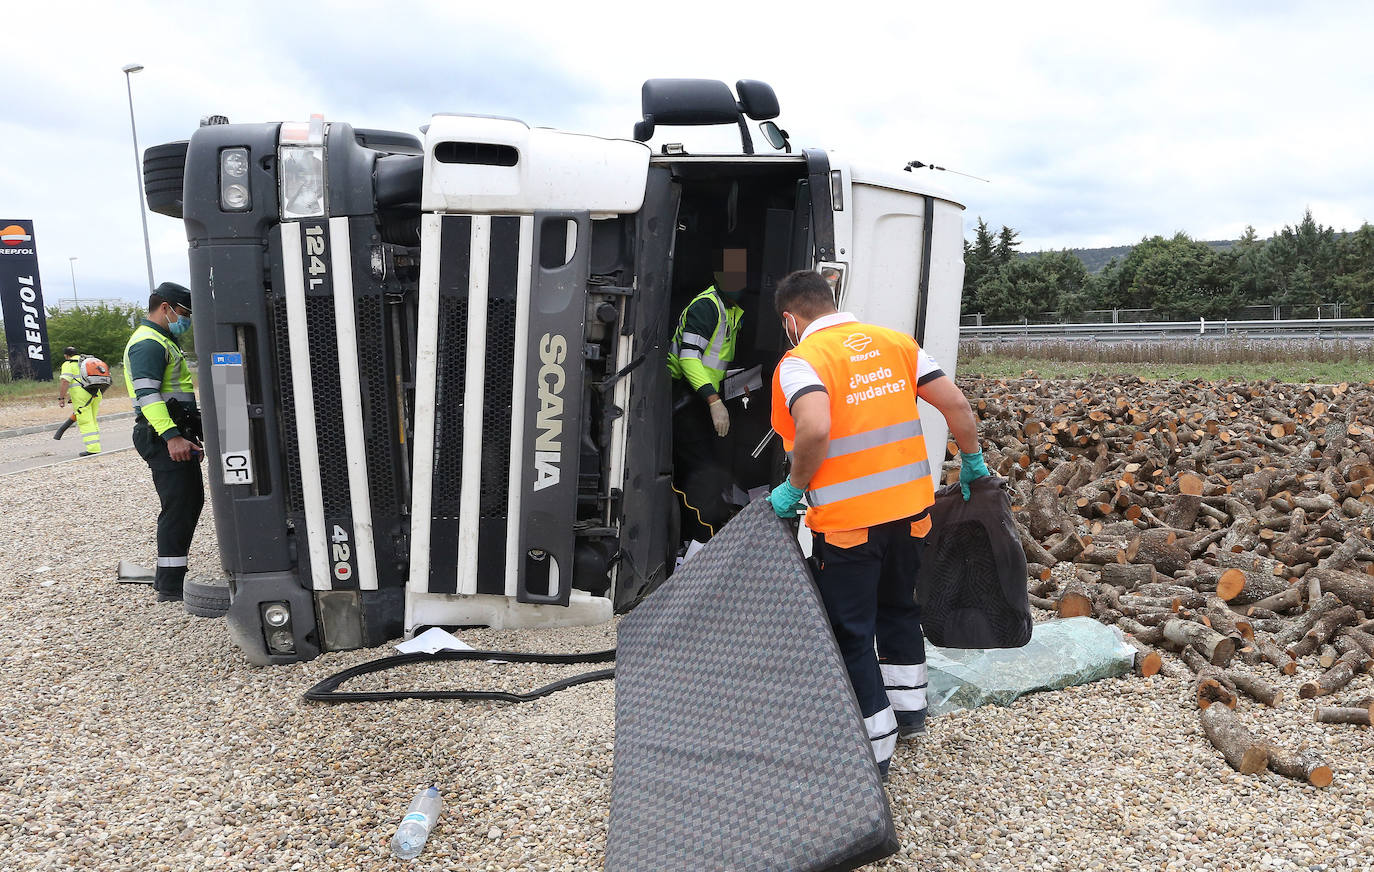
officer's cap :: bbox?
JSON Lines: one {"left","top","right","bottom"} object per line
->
{"left": 153, "top": 281, "right": 193, "bottom": 313}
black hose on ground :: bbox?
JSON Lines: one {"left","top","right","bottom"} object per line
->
{"left": 302, "top": 648, "right": 617, "bottom": 704}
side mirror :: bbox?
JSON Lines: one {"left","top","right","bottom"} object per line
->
{"left": 633, "top": 117, "right": 655, "bottom": 142}
{"left": 736, "top": 80, "right": 780, "bottom": 120}
{"left": 759, "top": 121, "right": 790, "bottom": 153}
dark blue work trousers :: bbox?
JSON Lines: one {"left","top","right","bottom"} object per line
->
{"left": 812, "top": 515, "right": 928, "bottom": 765}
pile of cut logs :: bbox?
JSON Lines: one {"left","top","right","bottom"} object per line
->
{"left": 960, "top": 375, "right": 1374, "bottom": 788}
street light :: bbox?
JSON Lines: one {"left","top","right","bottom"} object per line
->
{"left": 122, "top": 62, "right": 155, "bottom": 293}
{"left": 69, "top": 257, "right": 79, "bottom": 306}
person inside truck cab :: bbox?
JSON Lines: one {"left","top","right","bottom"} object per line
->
{"left": 667, "top": 248, "right": 748, "bottom": 545}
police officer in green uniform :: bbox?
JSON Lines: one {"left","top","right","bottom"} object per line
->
{"left": 123, "top": 282, "right": 204, "bottom": 602}
{"left": 667, "top": 249, "right": 746, "bottom": 542}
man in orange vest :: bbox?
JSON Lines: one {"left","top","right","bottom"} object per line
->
{"left": 767, "top": 269, "right": 988, "bottom": 777}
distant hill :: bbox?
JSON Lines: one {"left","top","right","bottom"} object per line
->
{"left": 1024, "top": 239, "right": 1238, "bottom": 273}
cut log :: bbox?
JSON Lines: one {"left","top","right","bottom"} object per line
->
{"left": 1288, "top": 605, "right": 1359, "bottom": 659}
{"left": 1167, "top": 493, "right": 1203, "bottom": 530}
{"left": 1256, "top": 638, "right": 1297, "bottom": 675}
{"left": 1049, "top": 531, "right": 1087, "bottom": 562}
{"left": 1189, "top": 526, "right": 1230, "bottom": 558}
{"left": 1133, "top": 529, "right": 1192, "bottom": 575}
{"left": 1304, "top": 567, "right": 1374, "bottom": 611}
{"left": 1217, "top": 550, "right": 1287, "bottom": 579}
{"left": 1028, "top": 572, "right": 1057, "bottom": 598}
{"left": 1117, "top": 616, "right": 1165, "bottom": 646}
{"left": 1099, "top": 562, "right": 1157, "bottom": 590}
{"left": 1273, "top": 592, "right": 1345, "bottom": 649}
{"left": 1179, "top": 645, "right": 1238, "bottom": 709}
{"left": 1318, "top": 534, "right": 1374, "bottom": 573}
{"left": 1199, "top": 704, "right": 1270, "bottom": 775}
{"left": 1226, "top": 670, "right": 1283, "bottom": 707}
{"left": 1216, "top": 568, "right": 1292, "bottom": 604}
{"left": 1163, "top": 619, "right": 1237, "bottom": 667}
{"left": 1267, "top": 749, "right": 1334, "bottom": 788}
{"left": 1194, "top": 671, "right": 1238, "bottom": 710}
{"left": 1016, "top": 520, "right": 1058, "bottom": 567}
{"left": 1314, "top": 706, "right": 1373, "bottom": 726}
{"left": 1125, "top": 637, "right": 1163, "bottom": 677}
{"left": 1055, "top": 577, "right": 1096, "bottom": 618}
{"left": 1244, "top": 586, "right": 1303, "bottom": 615}
{"left": 1204, "top": 596, "right": 1250, "bottom": 641}
{"left": 1318, "top": 644, "right": 1340, "bottom": 669}
{"left": 1027, "top": 481, "right": 1068, "bottom": 541}
{"left": 1299, "top": 649, "right": 1371, "bottom": 699}
{"left": 1336, "top": 628, "right": 1374, "bottom": 659}
{"left": 1171, "top": 591, "right": 1209, "bottom": 611}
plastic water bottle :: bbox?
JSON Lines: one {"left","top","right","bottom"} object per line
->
{"left": 390, "top": 785, "right": 442, "bottom": 859}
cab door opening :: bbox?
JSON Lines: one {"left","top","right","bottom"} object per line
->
{"left": 661, "top": 157, "right": 818, "bottom": 554}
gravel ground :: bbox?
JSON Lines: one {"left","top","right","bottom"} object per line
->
{"left": 2, "top": 450, "right": 1372, "bottom": 871}
{"left": 0, "top": 394, "right": 134, "bottom": 432}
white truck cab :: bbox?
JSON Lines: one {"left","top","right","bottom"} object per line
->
{"left": 146, "top": 78, "right": 965, "bottom": 663}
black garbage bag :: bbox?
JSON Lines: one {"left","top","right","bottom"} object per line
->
{"left": 916, "top": 475, "right": 1032, "bottom": 649}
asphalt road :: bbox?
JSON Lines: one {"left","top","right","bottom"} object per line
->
{"left": 0, "top": 415, "right": 137, "bottom": 476}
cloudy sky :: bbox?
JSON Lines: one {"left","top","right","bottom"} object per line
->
{"left": 5, "top": 1, "right": 1374, "bottom": 307}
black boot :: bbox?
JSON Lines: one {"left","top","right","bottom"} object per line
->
{"left": 54, "top": 417, "right": 75, "bottom": 440}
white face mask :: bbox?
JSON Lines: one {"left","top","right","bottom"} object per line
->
{"left": 783, "top": 313, "right": 800, "bottom": 348}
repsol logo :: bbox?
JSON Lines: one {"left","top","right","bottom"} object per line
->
{"left": 532, "top": 332, "right": 567, "bottom": 493}
{"left": 0, "top": 248, "right": 34, "bottom": 255}
{"left": 16, "top": 276, "right": 45, "bottom": 360}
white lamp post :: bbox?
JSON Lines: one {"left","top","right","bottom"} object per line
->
{"left": 122, "top": 63, "right": 156, "bottom": 292}
{"left": 69, "top": 256, "right": 79, "bottom": 306}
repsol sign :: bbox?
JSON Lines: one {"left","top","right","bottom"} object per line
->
{"left": 0, "top": 220, "right": 52, "bottom": 381}
{"left": 532, "top": 332, "right": 567, "bottom": 492}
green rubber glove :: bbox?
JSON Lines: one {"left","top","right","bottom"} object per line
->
{"left": 769, "top": 480, "right": 806, "bottom": 518}
{"left": 959, "top": 450, "right": 990, "bottom": 501}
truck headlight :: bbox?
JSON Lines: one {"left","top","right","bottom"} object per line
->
{"left": 223, "top": 184, "right": 250, "bottom": 210}
{"left": 278, "top": 114, "right": 327, "bottom": 220}
{"left": 219, "top": 147, "right": 251, "bottom": 212}
{"left": 267, "top": 629, "right": 296, "bottom": 654}
{"left": 279, "top": 146, "right": 325, "bottom": 219}
{"left": 222, "top": 149, "right": 249, "bottom": 177}
{"left": 262, "top": 602, "right": 291, "bottom": 627}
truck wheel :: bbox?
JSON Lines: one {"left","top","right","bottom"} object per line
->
{"left": 183, "top": 576, "right": 230, "bottom": 618}
{"left": 144, "top": 141, "right": 188, "bottom": 219}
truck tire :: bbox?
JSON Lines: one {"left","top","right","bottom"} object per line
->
{"left": 183, "top": 576, "right": 231, "bottom": 618}
{"left": 144, "top": 141, "right": 188, "bottom": 219}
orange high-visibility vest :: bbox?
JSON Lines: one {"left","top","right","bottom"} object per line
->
{"left": 771, "top": 321, "right": 935, "bottom": 533}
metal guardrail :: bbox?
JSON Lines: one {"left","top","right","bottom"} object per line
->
{"left": 961, "top": 318, "right": 1374, "bottom": 341}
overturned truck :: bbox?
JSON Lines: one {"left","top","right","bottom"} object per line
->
{"left": 146, "top": 78, "right": 966, "bottom": 664}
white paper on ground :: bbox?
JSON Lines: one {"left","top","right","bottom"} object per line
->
{"left": 395, "top": 627, "right": 475, "bottom": 654}
{"left": 675, "top": 539, "right": 708, "bottom": 572}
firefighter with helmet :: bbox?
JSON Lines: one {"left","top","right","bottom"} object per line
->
{"left": 667, "top": 248, "right": 747, "bottom": 545}
{"left": 54, "top": 346, "right": 110, "bottom": 455}
{"left": 767, "top": 269, "right": 989, "bottom": 778}
{"left": 124, "top": 282, "right": 205, "bottom": 602}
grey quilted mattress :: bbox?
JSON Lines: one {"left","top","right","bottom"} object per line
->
{"left": 606, "top": 499, "right": 898, "bottom": 871}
